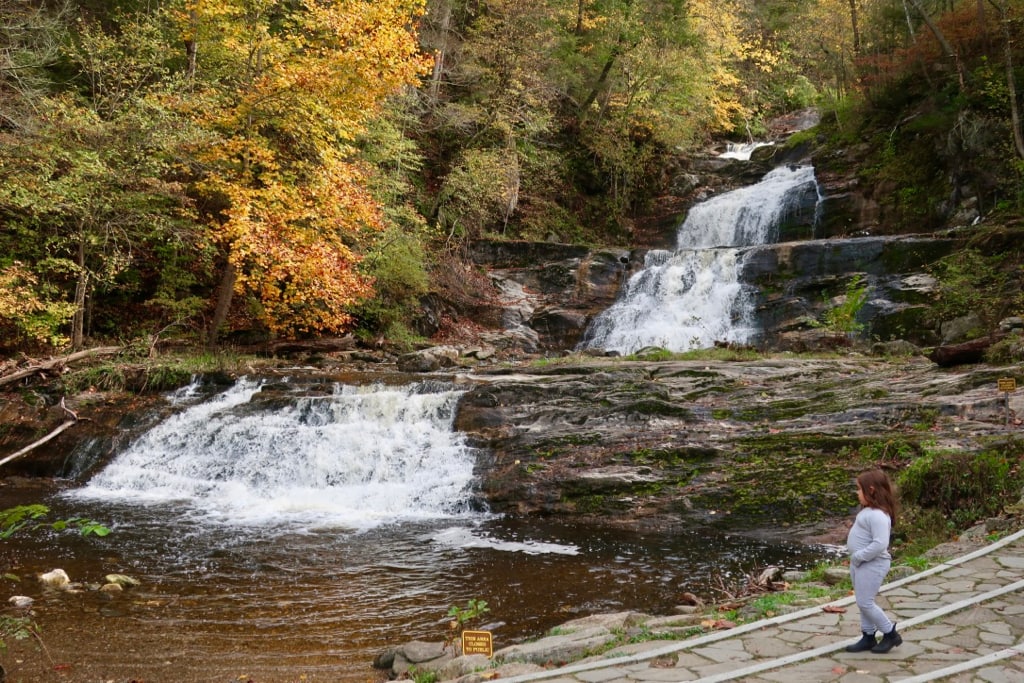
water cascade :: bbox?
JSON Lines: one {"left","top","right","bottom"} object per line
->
{"left": 718, "top": 141, "right": 774, "bottom": 160}
{"left": 580, "top": 164, "right": 820, "bottom": 355}
{"left": 70, "top": 377, "right": 480, "bottom": 529}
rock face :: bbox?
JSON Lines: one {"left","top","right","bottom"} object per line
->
{"left": 468, "top": 240, "right": 631, "bottom": 352}
{"left": 741, "top": 235, "right": 959, "bottom": 348}
{"left": 455, "top": 356, "right": 1023, "bottom": 533}
{"left": 464, "top": 232, "right": 958, "bottom": 356}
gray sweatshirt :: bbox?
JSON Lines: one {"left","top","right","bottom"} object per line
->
{"left": 847, "top": 506, "right": 892, "bottom": 566}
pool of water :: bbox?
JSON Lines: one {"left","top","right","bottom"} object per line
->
{"left": 1, "top": 486, "right": 835, "bottom": 682}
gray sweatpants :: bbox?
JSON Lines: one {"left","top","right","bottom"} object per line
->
{"left": 850, "top": 557, "right": 894, "bottom": 634}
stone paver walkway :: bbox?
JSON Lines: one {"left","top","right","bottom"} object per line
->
{"left": 501, "top": 528, "right": 1024, "bottom": 683}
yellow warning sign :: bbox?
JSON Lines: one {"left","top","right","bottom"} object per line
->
{"left": 462, "top": 630, "right": 493, "bottom": 657}
{"left": 998, "top": 377, "right": 1017, "bottom": 393}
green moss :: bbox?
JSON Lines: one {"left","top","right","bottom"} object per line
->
{"left": 623, "top": 399, "right": 692, "bottom": 418}
{"left": 625, "top": 446, "right": 717, "bottom": 467}
{"left": 688, "top": 435, "right": 927, "bottom": 526}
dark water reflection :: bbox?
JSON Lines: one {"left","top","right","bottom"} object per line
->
{"left": 1, "top": 487, "right": 837, "bottom": 682}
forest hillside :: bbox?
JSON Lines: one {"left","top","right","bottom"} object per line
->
{"left": 1, "top": 0, "right": 1022, "bottom": 361}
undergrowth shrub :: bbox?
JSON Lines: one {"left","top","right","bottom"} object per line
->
{"left": 898, "top": 445, "right": 1024, "bottom": 530}
{"left": 985, "top": 335, "right": 1024, "bottom": 364}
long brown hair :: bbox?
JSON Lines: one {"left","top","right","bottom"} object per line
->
{"left": 858, "top": 469, "right": 898, "bottom": 526}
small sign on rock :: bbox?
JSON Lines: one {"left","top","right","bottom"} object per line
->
{"left": 462, "top": 630, "right": 493, "bottom": 657}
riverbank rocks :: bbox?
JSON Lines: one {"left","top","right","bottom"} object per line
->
{"left": 396, "top": 346, "right": 461, "bottom": 373}
{"left": 375, "top": 613, "right": 653, "bottom": 680}
{"left": 38, "top": 568, "right": 70, "bottom": 589}
{"left": 455, "top": 355, "right": 1022, "bottom": 533}
{"left": 103, "top": 573, "right": 141, "bottom": 587}
{"left": 373, "top": 640, "right": 453, "bottom": 677}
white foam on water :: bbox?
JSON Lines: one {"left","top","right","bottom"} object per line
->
{"left": 431, "top": 526, "right": 580, "bottom": 556}
{"left": 70, "top": 379, "right": 480, "bottom": 530}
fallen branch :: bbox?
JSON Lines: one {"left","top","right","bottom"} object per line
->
{"left": 0, "top": 420, "right": 77, "bottom": 469}
{"left": 0, "top": 346, "right": 122, "bottom": 388}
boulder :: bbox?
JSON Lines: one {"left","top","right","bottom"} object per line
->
{"left": 376, "top": 640, "right": 454, "bottom": 677}
{"left": 39, "top": 568, "right": 70, "bottom": 589}
{"left": 396, "top": 346, "right": 460, "bottom": 373}
{"left": 104, "top": 573, "right": 141, "bottom": 587}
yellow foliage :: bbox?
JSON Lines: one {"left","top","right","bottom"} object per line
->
{"left": 683, "top": 0, "right": 780, "bottom": 132}
{"left": 171, "top": 0, "right": 430, "bottom": 337}
{"left": 0, "top": 263, "right": 75, "bottom": 348}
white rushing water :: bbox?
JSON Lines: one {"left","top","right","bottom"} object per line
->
{"left": 580, "top": 164, "right": 819, "bottom": 355}
{"left": 71, "top": 378, "right": 480, "bottom": 529}
{"left": 718, "top": 141, "right": 774, "bottom": 160}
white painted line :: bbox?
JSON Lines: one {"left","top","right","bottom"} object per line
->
{"left": 892, "top": 641, "right": 1024, "bottom": 683}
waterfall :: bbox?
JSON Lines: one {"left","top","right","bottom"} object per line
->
{"left": 580, "top": 164, "right": 819, "bottom": 355}
{"left": 68, "top": 378, "right": 480, "bottom": 529}
{"left": 719, "top": 142, "right": 774, "bottom": 160}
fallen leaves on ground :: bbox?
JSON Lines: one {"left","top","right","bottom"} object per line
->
{"left": 701, "top": 618, "right": 737, "bottom": 630}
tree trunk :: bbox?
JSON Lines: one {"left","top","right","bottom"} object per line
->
{"left": 268, "top": 336, "right": 356, "bottom": 355}
{"left": 901, "top": 0, "right": 916, "bottom": 38}
{"left": 977, "top": 0, "right": 989, "bottom": 48}
{"left": 183, "top": 8, "right": 199, "bottom": 79}
{"left": 580, "top": 45, "right": 620, "bottom": 117}
{"left": 427, "top": 0, "right": 452, "bottom": 105}
{"left": 72, "top": 236, "right": 88, "bottom": 351}
{"left": 0, "top": 346, "right": 122, "bottom": 388}
{"left": 848, "top": 0, "right": 861, "bottom": 54}
{"left": 988, "top": 0, "right": 1024, "bottom": 158}
{"left": 208, "top": 259, "right": 238, "bottom": 347}
{"left": 0, "top": 421, "right": 77, "bottom": 469}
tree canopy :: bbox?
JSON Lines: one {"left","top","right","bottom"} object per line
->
{"left": 0, "top": 0, "right": 1021, "bottom": 352}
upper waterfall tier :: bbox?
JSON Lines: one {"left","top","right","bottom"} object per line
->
{"left": 580, "top": 165, "right": 820, "bottom": 355}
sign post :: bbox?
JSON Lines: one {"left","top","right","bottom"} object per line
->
{"left": 462, "top": 630, "right": 493, "bottom": 658}
{"left": 998, "top": 377, "right": 1017, "bottom": 428}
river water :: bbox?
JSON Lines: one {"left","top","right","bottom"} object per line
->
{"left": 1, "top": 376, "right": 837, "bottom": 681}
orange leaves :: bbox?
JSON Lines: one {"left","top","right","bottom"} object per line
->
{"left": 700, "top": 618, "right": 737, "bottom": 630}
{"left": 173, "top": 0, "right": 428, "bottom": 337}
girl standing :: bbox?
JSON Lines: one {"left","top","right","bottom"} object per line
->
{"left": 845, "top": 468, "right": 902, "bottom": 653}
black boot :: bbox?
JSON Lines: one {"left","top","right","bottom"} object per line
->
{"left": 845, "top": 631, "right": 877, "bottom": 652}
{"left": 871, "top": 624, "right": 903, "bottom": 653}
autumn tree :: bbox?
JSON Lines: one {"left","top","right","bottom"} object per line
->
{"left": 169, "top": 0, "right": 430, "bottom": 343}
{"left": 0, "top": 9, "right": 197, "bottom": 350}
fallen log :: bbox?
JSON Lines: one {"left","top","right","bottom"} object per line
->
{"left": 0, "top": 420, "right": 76, "bottom": 469}
{"left": 0, "top": 346, "right": 122, "bottom": 388}
{"left": 268, "top": 336, "right": 356, "bottom": 355}
{"left": 926, "top": 334, "right": 1005, "bottom": 367}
